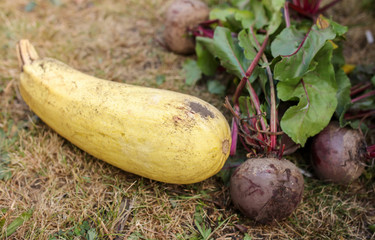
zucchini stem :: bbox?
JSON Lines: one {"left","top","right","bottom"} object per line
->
{"left": 16, "top": 39, "right": 39, "bottom": 70}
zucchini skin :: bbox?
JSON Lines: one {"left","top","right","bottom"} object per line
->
{"left": 20, "top": 58, "right": 231, "bottom": 184}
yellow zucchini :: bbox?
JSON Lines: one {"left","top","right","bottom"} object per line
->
{"left": 16, "top": 40, "right": 231, "bottom": 184}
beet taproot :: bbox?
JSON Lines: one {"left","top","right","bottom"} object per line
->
{"left": 230, "top": 158, "right": 304, "bottom": 223}
{"left": 311, "top": 121, "right": 367, "bottom": 184}
{"left": 164, "top": 0, "right": 209, "bottom": 55}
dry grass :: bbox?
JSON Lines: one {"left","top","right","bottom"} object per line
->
{"left": 327, "top": 0, "right": 375, "bottom": 65}
{"left": 0, "top": 0, "right": 374, "bottom": 239}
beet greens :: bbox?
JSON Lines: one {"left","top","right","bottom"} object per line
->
{"left": 186, "top": 0, "right": 349, "bottom": 149}
{"left": 174, "top": 0, "right": 375, "bottom": 172}
{"left": 166, "top": 0, "right": 374, "bottom": 220}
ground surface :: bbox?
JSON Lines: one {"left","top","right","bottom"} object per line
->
{"left": 0, "top": 0, "right": 374, "bottom": 239}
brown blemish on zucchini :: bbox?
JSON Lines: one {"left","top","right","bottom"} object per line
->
{"left": 222, "top": 139, "right": 229, "bottom": 155}
{"left": 188, "top": 101, "right": 214, "bottom": 119}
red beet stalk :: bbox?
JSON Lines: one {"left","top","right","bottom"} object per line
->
{"left": 351, "top": 90, "right": 375, "bottom": 103}
{"left": 368, "top": 145, "right": 375, "bottom": 158}
{"left": 289, "top": 0, "right": 342, "bottom": 19}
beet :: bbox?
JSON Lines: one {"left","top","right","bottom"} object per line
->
{"left": 311, "top": 121, "right": 367, "bottom": 184}
{"left": 163, "top": 0, "right": 209, "bottom": 55}
{"left": 230, "top": 158, "right": 304, "bottom": 223}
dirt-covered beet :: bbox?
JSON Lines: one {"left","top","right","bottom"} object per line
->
{"left": 311, "top": 121, "right": 367, "bottom": 184}
{"left": 164, "top": 0, "right": 209, "bottom": 55}
{"left": 230, "top": 158, "right": 304, "bottom": 223}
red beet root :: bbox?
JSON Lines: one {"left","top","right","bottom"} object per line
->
{"left": 311, "top": 122, "right": 367, "bottom": 184}
{"left": 163, "top": 0, "right": 209, "bottom": 55}
{"left": 230, "top": 158, "right": 304, "bottom": 223}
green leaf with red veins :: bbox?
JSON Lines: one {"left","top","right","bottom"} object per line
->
{"left": 271, "top": 26, "right": 305, "bottom": 58}
{"left": 210, "top": 26, "right": 251, "bottom": 79}
{"left": 278, "top": 42, "right": 337, "bottom": 146}
{"left": 274, "top": 25, "right": 336, "bottom": 85}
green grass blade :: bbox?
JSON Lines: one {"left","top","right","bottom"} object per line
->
{"left": 5, "top": 209, "right": 34, "bottom": 237}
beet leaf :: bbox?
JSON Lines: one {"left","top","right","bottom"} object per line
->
{"left": 273, "top": 24, "right": 336, "bottom": 84}
{"left": 183, "top": 59, "right": 202, "bottom": 86}
{"left": 238, "top": 30, "right": 258, "bottom": 62}
{"left": 208, "top": 26, "right": 251, "bottom": 79}
{"left": 277, "top": 42, "right": 337, "bottom": 146}
{"left": 270, "top": 26, "right": 305, "bottom": 57}
{"left": 195, "top": 39, "right": 219, "bottom": 76}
